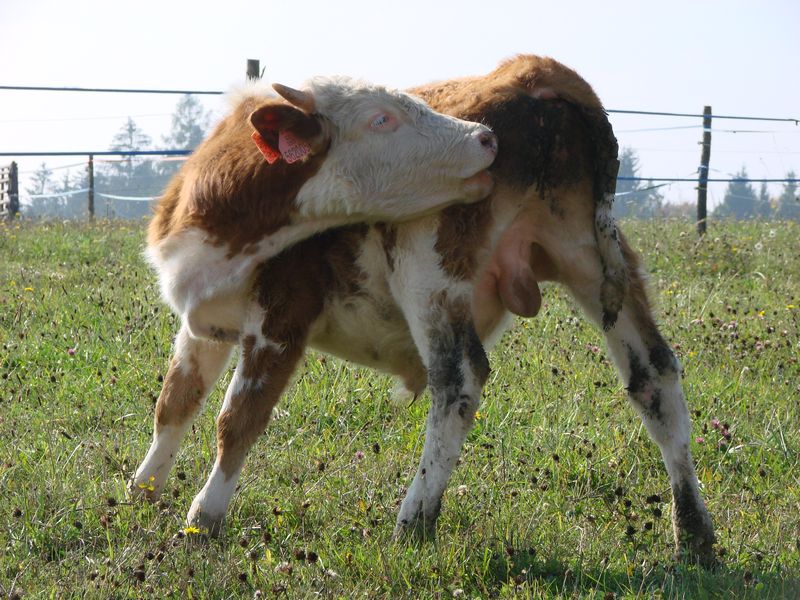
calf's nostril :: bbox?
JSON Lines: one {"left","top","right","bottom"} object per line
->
{"left": 479, "top": 131, "right": 498, "bottom": 154}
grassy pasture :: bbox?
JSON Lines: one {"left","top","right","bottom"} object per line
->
{"left": 0, "top": 218, "right": 798, "bottom": 599}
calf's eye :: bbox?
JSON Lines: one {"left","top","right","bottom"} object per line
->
{"left": 369, "top": 113, "right": 397, "bottom": 131}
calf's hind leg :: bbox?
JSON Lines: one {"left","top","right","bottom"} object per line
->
{"left": 131, "top": 324, "right": 233, "bottom": 499}
{"left": 554, "top": 234, "right": 716, "bottom": 565}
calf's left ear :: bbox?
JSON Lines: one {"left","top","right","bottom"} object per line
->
{"left": 249, "top": 95, "right": 327, "bottom": 165}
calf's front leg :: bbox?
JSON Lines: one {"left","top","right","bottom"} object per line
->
{"left": 393, "top": 294, "right": 490, "bottom": 538}
{"left": 131, "top": 324, "right": 233, "bottom": 499}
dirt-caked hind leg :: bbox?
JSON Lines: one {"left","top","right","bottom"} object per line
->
{"left": 560, "top": 232, "right": 716, "bottom": 565}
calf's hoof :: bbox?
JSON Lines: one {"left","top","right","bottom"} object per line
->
{"left": 186, "top": 503, "right": 225, "bottom": 538}
{"left": 392, "top": 515, "right": 437, "bottom": 543}
{"left": 673, "top": 511, "right": 718, "bottom": 567}
{"left": 671, "top": 483, "right": 718, "bottom": 568}
{"left": 675, "top": 530, "right": 718, "bottom": 569}
{"left": 127, "top": 477, "right": 161, "bottom": 502}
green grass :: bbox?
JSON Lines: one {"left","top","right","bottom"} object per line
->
{"left": 1, "top": 218, "right": 798, "bottom": 599}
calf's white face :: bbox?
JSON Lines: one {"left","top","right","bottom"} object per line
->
{"left": 262, "top": 77, "right": 497, "bottom": 221}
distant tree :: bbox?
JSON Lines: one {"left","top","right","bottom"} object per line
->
{"left": 106, "top": 117, "right": 154, "bottom": 186}
{"left": 26, "top": 162, "right": 52, "bottom": 196}
{"left": 163, "top": 95, "right": 209, "bottom": 150}
{"left": 52, "top": 168, "right": 95, "bottom": 219}
{"left": 758, "top": 182, "right": 773, "bottom": 217}
{"left": 24, "top": 163, "right": 59, "bottom": 217}
{"left": 714, "top": 167, "right": 762, "bottom": 220}
{"left": 159, "top": 95, "right": 210, "bottom": 178}
{"left": 101, "top": 118, "right": 163, "bottom": 218}
{"left": 776, "top": 170, "right": 799, "bottom": 221}
{"left": 613, "top": 147, "right": 664, "bottom": 218}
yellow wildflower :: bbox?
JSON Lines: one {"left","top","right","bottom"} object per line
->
{"left": 137, "top": 475, "right": 156, "bottom": 492}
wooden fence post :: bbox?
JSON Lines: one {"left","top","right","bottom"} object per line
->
{"left": 1, "top": 161, "right": 19, "bottom": 220}
{"left": 9, "top": 161, "right": 18, "bottom": 218}
{"left": 88, "top": 154, "right": 94, "bottom": 220}
{"left": 247, "top": 59, "right": 261, "bottom": 81}
{"left": 697, "top": 105, "right": 712, "bottom": 235}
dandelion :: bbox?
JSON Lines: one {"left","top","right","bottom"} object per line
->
{"left": 474, "top": 410, "right": 482, "bottom": 421}
{"left": 138, "top": 475, "right": 156, "bottom": 492}
{"left": 23, "top": 287, "right": 33, "bottom": 292}
{"left": 788, "top": 304, "right": 797, "bottom": 310}
{"left": 183, "top": 526, "right": 202, "bottom": 535}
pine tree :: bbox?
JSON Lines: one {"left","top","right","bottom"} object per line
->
{"left": 107, "top": 117, "right": 154, "bottom": 187}
{"left": 714, "top": 167, "right": 760, "bottom": 220}
{"left": 24, "top": 163, "right": 58, "bottom": 217}
{"left": 613, "top": 147, "right": 663, "bottom": 218}
{"left": 776, "top": 170, "right": 799, "bottom": 221}
{"left": 758, "top": 182, "right": 773, "bottom": 218}
{"left": 163, "top": 95, "right": 209, "bottom": 150}
{"left": 101, "top": 118, "right": 162, "bottom": 217}
{"left": 159, "top": 95, "right": 210, "bottom": 177}
{"left": 26, "top": 162, "right": 52, "bottom": 196}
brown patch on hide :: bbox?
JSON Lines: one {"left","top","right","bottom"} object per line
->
{"left": 148, "top": 96, "right": 329, "bottom": 257}
{"left": 410, "top": 55, "right": 602, "bottom": 122}
{"left": 415, "top": 63, "right": 599, "bottom": 212}
{"left": 254, "top": 225, "right": 370, "bottom": 339}
{"left": 155, "top": 354, "right": 205, "bottom": 428}
{"left": 215, "top": 225, "right": 370, "bottom": 477}
{"left": 217, "top": 338, "right": 304, "bottom": 478}
{"left": 435, "top": 199, "right": 493, "bottom": 281}
{"left": 374, "top": 223, "right": 398, "bottom": 271}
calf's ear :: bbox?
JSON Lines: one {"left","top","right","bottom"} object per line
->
{"left": 249, "top": 99, "right": 327, "bottom": 165}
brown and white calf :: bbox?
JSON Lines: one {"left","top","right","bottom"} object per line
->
{"left": 132, "top": 75, "right": 496, "bottom": 516}
{"left": 132, "top": 56, "right": 716, "bottom": 566}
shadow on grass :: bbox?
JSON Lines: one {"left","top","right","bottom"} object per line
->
{"left": 471, "top": 545, "right": 799, "bottom": 599}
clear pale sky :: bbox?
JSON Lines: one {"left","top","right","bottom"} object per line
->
{"left": 1, "top": 0, "right": 798, "bottom": 208}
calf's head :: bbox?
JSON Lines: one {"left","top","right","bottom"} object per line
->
{"left": 250, "top": 77, "right": 497, "bottom": 222}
